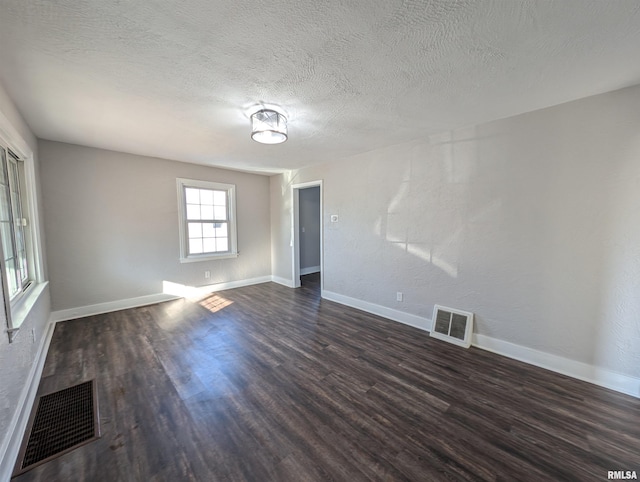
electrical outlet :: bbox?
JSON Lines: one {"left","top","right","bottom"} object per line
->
{"left": 330, "top": 214, "right": 339, "bottom": 223}
{"left": 204, "top": 270, "right": 211, "bottom": 279}
{"left": 396, "top": 292, "right": 403, "bottom": 302}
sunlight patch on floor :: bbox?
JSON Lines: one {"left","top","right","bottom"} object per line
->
{"left": 199, "top": 294, "right": 234, "bottom": 314}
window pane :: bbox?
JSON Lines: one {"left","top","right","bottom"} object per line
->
{"left": 185, "top": 188, "right": 200, "bottom": 204}
{"left": 214, "top": 206, "right": 227, "bottom": 220}
{"left": 201, "top": 205, "right": 214, "bottom": 220}
{"left": 202, "top": 238, "right": 216, "bottom": 253}
{"left": 10, "top": 193, "right": 22, "bottom": 222}
{"left": 213, "top": 190, "right": 226, "bottom": 206}
{"left": 0, "top": 149, "right": 6, "bottom": 185}
{"left": 8, "top": 162, "right": 23, "bottom": 233}
{"left": 0, "top": 185, "right": 11, "bottom": 222}
{"left": 15, "top": 223, "right": 23, "bottom": 246}
{"left": 186, "top": 204, "right": 201, "bottom": 220}
{"left": 200, "top": 189, "right": 214, "bottom": 205}
{"left": 6, "top": 257, "right": 18, "bottom": 297}
{"left": 215, "top": 223, "right": 228, "bottom": 238}
{"left": 216, "top": 238, "right": 228, "bottom": 252}
{"left": 202, "top": 223, "right": 215, "bottom": 237}
{"left": 14, "top": 225, "right": 27, "bottom": 282}
{"left": 189, "top": 238, "right": 203, "bottom": 254}
{"left": 1, "top": 222, "right": 14, "bottom": 261}
{"left": 8, "top": 160, "right": 19, "bottom": 193}
{"left": 188, "top": 222, "right": 202, "bottom": 238}
{"left": 19, "top": 250, "right": 28, "bottom": 283}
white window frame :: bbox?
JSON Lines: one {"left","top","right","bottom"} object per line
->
{"left": 176, "top": 178, "right": 238, "bottom": 263}
{"left": 0, "top": 149, "right": 31, "bottom": 300}
{"left": 0, "top": 112, "right": 47, "bottom": 342}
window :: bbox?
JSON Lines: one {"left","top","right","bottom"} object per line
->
{"left": 0, "top": 118, "right": 45, "bottom": 342}
{"left": 0, "top": 147, "right": 32, "bottom": 300}
{"left": 177, "top": 178, "right": 238, "bottom": 262}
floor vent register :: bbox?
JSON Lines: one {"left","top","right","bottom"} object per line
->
{"left": 14, "top": 380, "right": 100, "bottom": 477}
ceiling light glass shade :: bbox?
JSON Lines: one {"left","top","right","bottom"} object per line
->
{"left": 251, "top": 109, "right": 287, "bottom": 144}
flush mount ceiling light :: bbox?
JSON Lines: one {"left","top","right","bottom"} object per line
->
{"left": 251, "top": 109, "right": 287, "bottom": 144}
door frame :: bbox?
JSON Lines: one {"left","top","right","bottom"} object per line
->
{"left": 291, "top": 180, "right": 323, "bottom": 291}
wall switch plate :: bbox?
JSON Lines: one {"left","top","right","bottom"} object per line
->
{"left": 204, "top": 270, "right": 211, "bottom": 279}
{"left": 396, "top": 292, "right": 403, "bottom": 302}
{"left": 330, "top": 215, "right": 339, "bottom": 223}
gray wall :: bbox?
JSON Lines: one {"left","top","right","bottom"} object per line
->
{"left": 40, "top": 140, "right": 272, "bottom": 311}
{"left": 270, "top": 174, "right": 292, "bottom": 283}
{"left": 299, "top": 186, "right": 320, "bottom": 271}
{"left": 271, "top": 84, "right": 640, "bottom": 380}
{"left": 0, "top": 82, "right": 51, "bottom": 471}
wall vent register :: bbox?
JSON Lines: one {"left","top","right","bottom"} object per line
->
{"left": 430, "top": 305, "right": 474, "bottom": 348}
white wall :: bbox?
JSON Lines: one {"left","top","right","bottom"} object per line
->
{"left": 40, "top": 140, "right": 272, "bottom": 312}
{"left": 271, "top": 84, "right": 640, "bottom": 386}
{"left": 299, "top": 186, "right": 321, "bottom": 271}
{"left": 0, "top": 82, "right": 51, "bottom": 478}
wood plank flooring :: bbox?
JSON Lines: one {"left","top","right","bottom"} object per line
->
{"left": 14, "top": 274, "right": 640, "bottom": 481}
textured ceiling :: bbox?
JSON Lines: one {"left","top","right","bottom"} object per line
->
{"left": 1, "top": 0, "right": 640, "bottom": 174}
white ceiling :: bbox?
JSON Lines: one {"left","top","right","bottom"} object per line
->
{"left": 1, "top": 1, "right": 640, "bottom": 174}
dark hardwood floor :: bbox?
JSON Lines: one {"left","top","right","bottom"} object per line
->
{"left": 14, "top": 273, "right": 640, "bottom": 481}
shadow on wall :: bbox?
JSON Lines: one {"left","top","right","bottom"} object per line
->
{"left": 369, "top": 127, "right": 504, "bottom": 311}
{"left": 374, "top": 128, "right": 502, "bottom": 280}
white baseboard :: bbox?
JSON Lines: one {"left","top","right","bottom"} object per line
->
{"left": 162, "top": 276, "right": 272, "bottom": 300}
{"left": 0, "top": 320, "right": 55, "bottom": 482}
{"left": 51, "top": 276, "right": 274, "bottom": 323}
{"left": 321, "top": 290, "right": 431, "bottom": 332}
{"left": 472, "top": 334, "right": 640, "bottom": 399}
{"left": 321, "top": 290, "right": 640, "bottom": 399}
{"left": 199, "top": 275, "right": 272, "bottom": 293}
{"left": 271, "top": 276, "right": 296, "bottom": 288}
{"left": 300, "top": 266, "right": 321, "bottom": 275}
{"left": 50, "top": 293, "right": 181, "bottom": 323}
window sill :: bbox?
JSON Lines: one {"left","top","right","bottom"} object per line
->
{"left": 179, "top": 252, "right": 239, "bottom": 264}
{"left": 9, "top": 281, "right": 49, "bottom": 332}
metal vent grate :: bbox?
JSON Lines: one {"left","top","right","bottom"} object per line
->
{"left": 15, "top": 380, "right": 100, "bottom": 475}
{"left": 430, "top": 305, "right": 474, "bottom": 348}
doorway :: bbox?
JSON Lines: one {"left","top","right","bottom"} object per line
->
{"left": 292, "top": 181, "right": 323, "bottom": 291}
